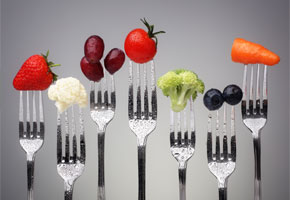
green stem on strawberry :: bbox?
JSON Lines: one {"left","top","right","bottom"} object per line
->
{"left": 140, "top": 18, "right": 165, "bottom": 48}
{"left": 41, "top": 50, "right": 60, "bottom": 82}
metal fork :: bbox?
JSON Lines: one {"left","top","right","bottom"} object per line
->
{"left": 207, "top": 105, "right": 237, "bottom": 200}
{"left": 241, "top": 64, "right": 268, "bottom": 200}
{"left": 19, "top": 91, "right": 44, "bottom": 200}
{"left": 170, "top": 97, "right": 195, "bottom": 200}
{"left": 128, "top": 60, "right": 157, "bottom": 200}
{"left": 90, "top": 73, "right": 116, "bottom": 200}
{"left": 57, "top": 106, "right": 86, "bottom": 200}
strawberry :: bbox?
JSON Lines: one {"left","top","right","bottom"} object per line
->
{"left": 13, "top": 51, "right": 60, "bottom": 90}
{"left": 80, "top": 56, "right": 104, "bottom": 82}
{"left": 124, "top": 18, "right": 165, "bottom": 64}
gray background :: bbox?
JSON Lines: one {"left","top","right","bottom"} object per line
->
{"left": 1, "top": 0, "right": 289, "bottom": 199}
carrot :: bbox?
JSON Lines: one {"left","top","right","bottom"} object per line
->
{"left": 231, "top": 38, "right": 280, "bottom": 66}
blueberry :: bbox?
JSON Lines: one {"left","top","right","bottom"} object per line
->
{"left": 223, "top": 84, "right": 243, "bottom": 105}
{"left": 203, "top": 89, "right": 224, "bottom": 111}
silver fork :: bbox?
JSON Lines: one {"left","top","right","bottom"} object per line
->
{"left": 57, "top": 106, "right": 86, "bottom": 200}
{"left": 207, "top": 105, "right": 237, "bottom": 200}
{"left": 170, "top": 97, "right": 195, "bottom": 200}
{"left": 90, "top": 73, "right": 116, "bottom": 200}
{"left": 241, "top": 64, "right": 268, "bottom": 200}
{"left": 128, "top": 60, "right": 157, "bottom": 200}
{"left": 19, "top": 91, "right": 44, "bottom": 200}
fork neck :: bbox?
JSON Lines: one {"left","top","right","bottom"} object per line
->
{"left": 178, "top": 161, "right": 187, "bottom": 169}
{"left": 27, "top": 153, "right": 35, "bottom": 161}
{"left": 137, "top": 136, "right": 148, "bottom": 147}
{"left": 252, "top": 130, "right": 261, "bottom": 139}
{"left": 98, "top": 125, "right": 107, "bottom": 133}
{"left": 217, "top": 178, "right": 228, "bottom": 189}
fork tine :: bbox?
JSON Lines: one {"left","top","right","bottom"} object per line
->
{"left": 38, "top": 91, "right": 44, "bottom": 139}
{"left": 207, "top": 113, "right": 213, "bottom": 162}
{"left": 32, "top": 91, "right": 37, "bottom": 138}
{"left": 190, "top": 97, "right": 195, "bottom": 147}
{"left": 177, "top": 112, "right": 182, "bottom": 145}
{"left": 64, "top": 110, "right": 70, "bottom": 162}
{"left": 103, "top": 74, "right": 109, "bottom": 108}
{"left": 262, "top": 65, "right": 268, "bottom": 115}
{"left": 255, "top": 64, "right": 261, "bottom": 114}
{"left": 79, "top": 108, "right": 86, "bottom": 163}
{"left": 71, "top": 106, "right": 77, "bottom": 162}
{"left": 57, "top": 111, "right": 62, "bottom": 164}
{"left": 241, "top": 65, "right": 248, "bottom": 117}
{"left": 170, "top": 110, "right": 175, "bottom": 146}
{"left": 26, "top": 91, "right": 31, "bottom": 137}
{"left": 249, "top": 65, "right": 254, "bottom": 115}
{"left": 136, "top": 64, "right": 142, "bottom": 119}
{"left": 128, "top": 60, "right": 134, "bottom": 119}
{"left": 90, "top": 81, "right": 96, "bottom": 110}
{"left": 143, "top": 65, "right": 149, "bottom": 119}
{"left": 97, "top": 82, "right": 102, "bottom": 106}
{"left": 19, "top": 91, "right": 24, "bottom": 137}
{"left": 230, "top": 106, "right": 236, "bottom": 162}
{"left": 215, "top": 110, "right": 220, "bottom": 160}
{"left": 183, "top": 108, "right": 189, "bottom": 145}
{"left": 222, "top": 105, "right": 228, "bottom": 160}
{"left": 150, "top": 60, "right": 157, "bottom": 120}
{"left": 110, "top": 75, "right": 116, "bottom": 109}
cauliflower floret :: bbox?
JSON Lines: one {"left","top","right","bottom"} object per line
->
{"left": 48, "top": 77, "right": 88, "bottom": 113}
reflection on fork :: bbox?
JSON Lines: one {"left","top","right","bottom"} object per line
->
{"left": 128, "top": 60, "right": 157, "bottom": 200}
{"left": 207, "top": 105, "right": 236, "bottom": 200}
{"left": 57, "top": 106, "right": 86, "bottom": 200}
{"left": 19, "top": 91, "right": 44, "bottom": 200}
{"left": 170, "top": 97, "right": 195, "bottom": 200}
{"left": 90, "top": 72, "right": 116, "bottom": 200}
{"left": 241, "top": 64, "right": 268, "bottom": 200}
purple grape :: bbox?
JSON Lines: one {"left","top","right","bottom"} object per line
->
{"left": 84, "top": 35, "right": 104, "bottom": 63}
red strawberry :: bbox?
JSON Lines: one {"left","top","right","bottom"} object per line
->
{"left": 124, "top": 18, "right": 165, "bottom": 64}
{"left": 104, "top": 48, "right": 125, "bottom": 74}
{"left": 13, "top": 51, "right": 60, "bottom": 90}
{"left": 80, "top": 56, "right": 104, "bottom": 82}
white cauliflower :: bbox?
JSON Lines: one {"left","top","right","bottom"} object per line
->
{"left": 48, "top": 77, "right": 88, "bottom": 113}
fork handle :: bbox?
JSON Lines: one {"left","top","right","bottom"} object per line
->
{"left": 138, "top": 145, "right": 146, "bottom": 200}
{"left": 178, "top": 166, "right": 187, "bottom": 200}
{"left": 98, "top": 132, "right": 106, "bottom": 200}
{"left": 253, "top": 135, "right": 261, "bottom": 200}
{"left": 27, "top": 154, "right": 35, "bottom": 200}
{"left": 218, "top": 187, "right": 227, "bottom": 200}
{"left": 64, "top": 182, "right": 74, "bottom": 200}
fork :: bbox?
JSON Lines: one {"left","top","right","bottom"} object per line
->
{"left": 170, "top": 97, "right": 195, "bottom": 200}
{"left": 241, "top": 64, "right": 268, "bottom": 200}
{"left": 19, "top": 91, "right": 44, "bottom": 200}
{"left": 57, "top": 106, "right": 86, "bottom": 200}
{"left": 128, "top": 60, "right": 157, "bottom": 200}
{"left": 90, "top": 73, "right": 116, "bottom": 200}
{"left": 207, "top": 105, "right": 237, "bottom": 200}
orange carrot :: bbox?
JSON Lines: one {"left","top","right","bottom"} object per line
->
{"left": 231, "top": 38, "right": 280, "bottom": 66}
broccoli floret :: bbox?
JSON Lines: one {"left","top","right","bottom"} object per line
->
{"left": 157, "top": 69, "right": 204, "bottom": 112}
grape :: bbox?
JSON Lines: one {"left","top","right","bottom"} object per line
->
{"left": 80, "top": 56, "right": 104, "bottom": 82}
{"left": 84, "top": 35, "right": 104, "bottom": 63}
{"left": 104, "top": 48, "right": 125, "bottom": 74}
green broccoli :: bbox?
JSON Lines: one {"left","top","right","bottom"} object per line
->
{"left": 157, "top": 69, "right": 204, "bottom": 112}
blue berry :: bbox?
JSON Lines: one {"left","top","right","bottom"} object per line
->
{"left": 223, "top": 84, "right": 243, "bottom": 105}
{"left": 203, "top": 89, "right": 224, "bottom": 111}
